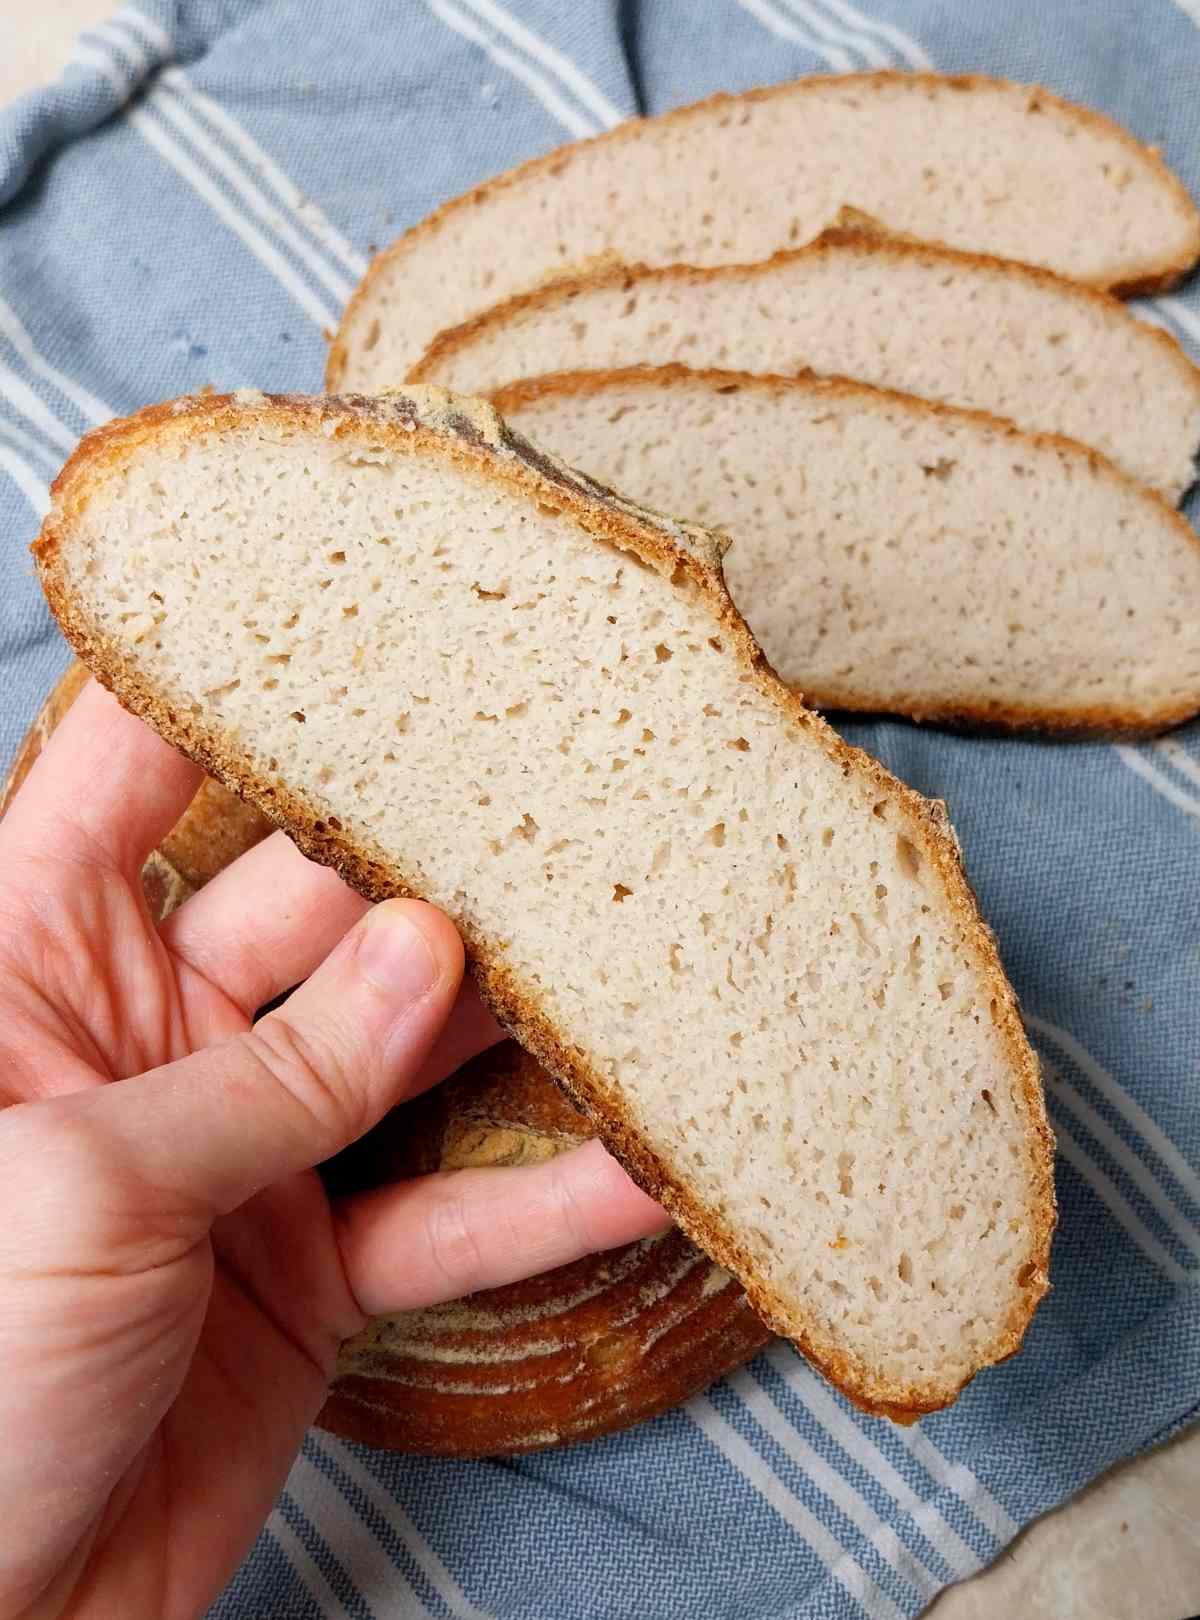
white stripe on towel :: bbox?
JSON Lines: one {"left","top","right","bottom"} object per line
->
{"left": 159, "top": 68, "right": 368, "bottom": 279}
{"left": 766, "top": 1347, "right": 984, "bottom": 1580}
{"left": 425, "top": 0, "right": 600, "bottom": 138}
{"left": 454, "top": 0, "right": 624, "bottom": 127}
{"left": 775, "top": 0, "right": 891, "bottom": 67}
{"left": 688, "top": 1392, "right": 909, "bottom": 1620}
{"left": 128, "top": 105, "right": 340, "bottom": 329}
{"left": 315, "top": 1435, "right": 496, "bottom": 1620}
{"left": 735, "top": 0, "right": 857, "bottom": 71}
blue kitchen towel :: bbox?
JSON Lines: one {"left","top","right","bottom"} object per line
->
{"left": 1, "top": 3, "right": 1198, "bottom": 1615}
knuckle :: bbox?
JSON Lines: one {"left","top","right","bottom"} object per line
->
{"left": 548, "top": 1156, "right": 598, "bottom": 1254}
{"left": 422, "top": 1180, "right": 487, "bottom": 1298}
{"left": 241, "top": 1016, "right": 369, "bottom": 1145}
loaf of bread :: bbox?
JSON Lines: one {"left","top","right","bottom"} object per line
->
{"left": 411, "top": 233, "right": 1200, "bottom": 502}
{"left": 491, "top": 366, "right": 1200, "bottom": 734}
{"left": 36, "top": 386, "right": 1055, "bottom": 1418}
{"left": 327, "top": 73, "right": 1200, "bottom": 390}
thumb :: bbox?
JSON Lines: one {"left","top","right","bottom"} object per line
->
{"left": 11, "top": 900, "right": 465, "bottom": 1234}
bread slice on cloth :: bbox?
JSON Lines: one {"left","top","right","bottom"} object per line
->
{"left": 411, "top": 234, "right": 1200, "bottom": 502}
{"left": 491, "top": 366, "right": 1200, "bottom": 734}
{"left": 35, "top": 386, "right": 1055, "bottom": 1418}
{"left": 327, "top": 72, "right": 1200, "bottom": 390}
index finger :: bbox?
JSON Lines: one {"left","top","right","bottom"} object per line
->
{"left": 0, "top": 677, "right": 203, "bottom": 878}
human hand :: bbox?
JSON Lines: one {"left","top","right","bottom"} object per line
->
{"left": 0, "top": 680, "right": 665, "bottom": 1620}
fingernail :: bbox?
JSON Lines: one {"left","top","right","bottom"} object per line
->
{"left": 355, "top": 902, "right": 440, "bottom": 1001}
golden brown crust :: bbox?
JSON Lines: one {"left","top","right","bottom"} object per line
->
{"left": 322, "top": 1240, "right": 772, "bottom": 1456}
{"left": 489, "top": 362, "right": 1200, "bottom": 738}
{"left": 409, "top": 226, "right": 1200, "bottom": 398}
{"left": 34, "top": 389, "right": 1056, "bottom": 1419}
{"left": 327, "top": 69, "right": 1200, "bottom": 390}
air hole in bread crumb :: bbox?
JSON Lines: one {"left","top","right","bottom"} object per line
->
{"left": 1017, "top": 1262, "right": 1039, "bottom": 1286}
{"left": 612, "top": 883, "right": 632, "bottom": 903}
{"left": 822, "top": 826, "right": 835, "bottom": 847}
{"left": 981, "top": 1089, "right": 996, "bottom": 1113}
{"left": 708, "top": 636, "right": 723, "bottom": 652}
{"left": 290, "top": 710, "right": 306, "bottom": 723}
{"left": 898, "top": 1252, "right": 913, "bottom": 1285}
{"left": 938, "top": 981, "right": 953, "bottom": 1001}
{"left": 949, "top": 1204, "right": 965, "bottom": 1221}
{"left": 266, "top": 652, "right": 291, "bottom": 665}
{"left": 708, "top": 822, "right": 726, "bottom": 848}
{"left": 506, "top": 701, "right": 528, "bottom": 719}
{"left": 472, "top": 581, "right": 508, "bottom": 601}
{"left": 871, "top": 800, "right": 887, "bottom": 819}
{"left": 700, "top": 912, "right": 714, "bottom": 935}
{"left": 703, "top": 704, "right": 721, "bottom": 718}
{"left": 728, "top": 737, "right": 750, "bottom": 752}
{"left": 654, "top": 642, "right": 673, "bottom": 663}
{"left": 837, "top": 1152, "right": 855, "bottom": 1196}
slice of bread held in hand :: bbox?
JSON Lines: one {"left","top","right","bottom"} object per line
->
{"left": 493, "top": 367, "right": 1200, "bottom": 735}
{"left": 412, "top": 233, "right": 1200, "bottom": 503}
{"left": 36, "top": 387, "right": 1055, "bottom": 1419}
{"left": 327, "top": 73, "right": 1200, "bottom": 389}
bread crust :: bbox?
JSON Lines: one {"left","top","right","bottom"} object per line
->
{"left": 408, "top": 227, "right": 1200, "bottom": 420}
{"left": 327, "top": 70, "right": 1200, "bottom": 390}
{"left": 490, "top": 362, "right": 1200, "bottom": 738}
{"left": 34, "top": 389, "right": 1056, "bottom": 1419}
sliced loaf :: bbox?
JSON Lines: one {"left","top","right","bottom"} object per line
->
{"left": 412, "top": 234, "right": 1200, "bottom": 502}
{"left": 36, "top": 387, "right": 1055, "bottom": 1419}
{"left": 327, "top": 73, "right": 1200, "bottom": 389}
{"left": 494, "top": 367, "right": 1200, "bottom": 734}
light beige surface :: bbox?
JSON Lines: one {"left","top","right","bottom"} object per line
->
{"left": 415, "top": 240, "right": 1200, "bottom": 502}
{"left": 500, "top": 368, "right": 1200, "bottom": 728}
{"left": 6, "top": 8, "right": 1199, "bottom": 1616}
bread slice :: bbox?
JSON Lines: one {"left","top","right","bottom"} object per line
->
{"left": 491, "top": 366, "right": 1200, "bottom": 735}
{"left": 36, "top": 386, "right": 1055, "bottom": 1418}
{"left": 411, "top": 233, "right": 1200, "bottom": 503}
{"left": 327, "top": 73, "right": 1200, "bottom": 391}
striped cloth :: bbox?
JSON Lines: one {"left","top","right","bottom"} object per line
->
{"left": 1, "top": 3, "right": 1198, "bottom": 1616}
